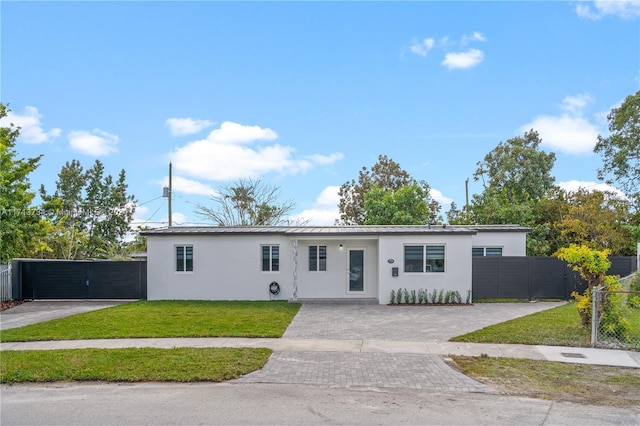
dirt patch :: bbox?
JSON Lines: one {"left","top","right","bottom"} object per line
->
{"left": 0, "top": 300, "right": 27, "bottom": 312}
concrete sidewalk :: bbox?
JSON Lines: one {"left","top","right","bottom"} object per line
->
{"left": 3, "top": 337, "right": 639, "bottom": 368}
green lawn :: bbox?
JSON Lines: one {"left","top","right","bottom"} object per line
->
{"left": 451, "top": 303, "right": 592, "bottom": 346}
{"left": 0, "top": 300, "right": 301, "bottom": 342}
{"left": 0, "top": 347, "right": 272, "bottom": 383}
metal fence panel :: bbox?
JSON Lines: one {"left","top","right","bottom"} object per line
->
{"left": 16, "top": 260, "right": 146, "bottom": 300}
{"left": 473, "top": 256, "right": 635, "bottom": 300}
{"left": 0, "top": 263, "right": 11, "bottom": 301}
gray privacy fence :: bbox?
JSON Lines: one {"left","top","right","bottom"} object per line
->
{"left": 472, "top": 256, "right": 638, "bottom": 300}
{"left": 11, "top": 259, "right": 147, "bottom": 300}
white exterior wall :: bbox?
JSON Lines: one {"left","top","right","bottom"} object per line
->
{"left": 147, "top": 234, "right": 295, "bottom": 301}
{"left": 471, "top": 232, "right": 527, "bottom": 256}
{"left": 294, "top": 239, "right": 378, "bottom": 300}
{"left": 377, "top": 234, "right": 473, "bottom": 304}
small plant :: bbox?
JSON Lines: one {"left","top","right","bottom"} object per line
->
{"left": 466, "top": 289, "right": 472, "bottom": 304}
{"left": 444, "top": 291, "right": 452, "bottom": 304}
{"left": 418, "top": 289, "right": 426, "bottom": 304}
{"left": 390, "top": 290, "right": 396, "bottom": 305}
{"left": 430, "top": 289, "right": 437, "bottom": 304}
{"left": 437, "top": 289, "right": 444, "bottom": 304}
{"left": 453, "top": 290, "right": 462, "bottom": 304}
{"left": 410, "top": 290, "right": 417, "bottom": 304}
{"left": 403, "top": 288, "right": 410, "bottom": 304}
{"left": 396, "top": 288, "right": 403, "bottom": 304}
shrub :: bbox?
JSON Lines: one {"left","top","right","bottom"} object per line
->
{"left": 403, "top": 288, "right": 410, "bottom": 304}
{"left": 430, "top": 289, "right": 437, "bottom": 304}
{"left": 396, "top": 288, "right": 403, "bottom": 304}
{"left": 389, "top": 290, "right": 396, "bottom": 304}
{"left": 410, "top": 290, "right": 417, "bottom": 304}
{"left": 418, "top": 289, "right": 426, "bottom": 304}
{"left": 437, "top": 289, "right": 444, "bottom": 304}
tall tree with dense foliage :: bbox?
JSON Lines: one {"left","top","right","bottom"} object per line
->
{"left": 39, "top": 159, "right": 136, "bottom": 259}
{"left": 553, "top": 189, "right": 635, "bottom": 256}
{"left": 0, "top": 104, "right": 44, "bottom": 261}
{"left": 195, "top": 178, "right": 295, "bottom": 226}
{"left": 337, "top": 155, "right": 440, "bottom": 225}
{"left": 363, "top": 184, "right": 432, "bottom": 225}
{"left": 460, "top": 130, "right": 557, "bottom": 255}
{"left": 594, "top": 90, "right": 640, "bottom": 207}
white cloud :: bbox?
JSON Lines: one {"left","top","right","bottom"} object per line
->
{"left": 68, "top": 129, "right": 119, "bottom": 156}
{"left": 577, "top": 0, "right": 640, "bottom": 20}
{"left": 290, "top": 185, "right": 341, "bottom": 226}
{"left": 461, "top": 31, "right": 486, "bottom": 45}
{"left": 171, "top": 121, "right": 343, "bottom": 181}
{"left": 557, "top": 180, "right": 627, "bottom": 199}
{"left": 305, "top": 153, "right": 345, "bottom": 165}
{"left": 0, "top": 106, "right": 61, "bottom": 144}
{"left": 208, "top": 121, "right": 277, "bottom": 145}
{"left": 166, "top": 117, "right": 214, "bottom": 136}
{"left": 430, "top": 188, "right": 453, "bottom": 207}
{"left": 154, "top": 175, "right": 216, "bottom": 196}
{"left": 410, "top": 38, "right": 435, "bottom": 57}
{"left": 441, "top": 48, "right": 484, "bottom": 69}
{"left": 520, "top": 95, "right": 600, "bottom": 154}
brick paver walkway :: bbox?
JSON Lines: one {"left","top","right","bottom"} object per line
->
{"left": 236, "top": 302, "right": 564, "bottom": 390}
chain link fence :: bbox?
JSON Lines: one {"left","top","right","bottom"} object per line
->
{"left": 591, "top": 274, "right": 640, "bottom": 351}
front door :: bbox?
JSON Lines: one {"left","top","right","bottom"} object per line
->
{"left": 348, "top": 249, "right": 364, "bottom": 292}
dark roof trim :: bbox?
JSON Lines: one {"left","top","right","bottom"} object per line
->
{"left": 140, "top": 224, "right": 531, "bottom": 237}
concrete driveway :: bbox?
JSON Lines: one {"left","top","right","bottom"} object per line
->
{"left": 0, "top": 300, "right": 133, "bottom": 331}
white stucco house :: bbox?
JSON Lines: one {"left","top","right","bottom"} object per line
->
{"left": 142, "top": 225, "right": 529, "bottom": 304}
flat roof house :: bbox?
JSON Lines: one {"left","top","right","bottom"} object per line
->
{"left": 141, "top": 225, "right": 530, "bottom": 304}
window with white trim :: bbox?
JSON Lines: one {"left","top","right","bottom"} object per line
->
{"left": 472, "top": 247, "right": 503, "bottom": 256}
{"left": 404, "top": 245, "right": 445, "bottom": 273}
{"left": 309, "top": 245, "right": 327, "bottom": 272}
{"left": 261, "top": 245, "right": 280, "bottom": 272}
{"left": 176, "top": 245, "right": 193, "bottom": 272}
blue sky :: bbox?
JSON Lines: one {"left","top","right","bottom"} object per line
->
{"left": 2, "top": 1, "right": 639, "bottom": 227}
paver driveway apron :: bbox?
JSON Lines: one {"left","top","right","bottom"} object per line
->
{"left": 236, "top": 302, "right": 565, "bottom": 390}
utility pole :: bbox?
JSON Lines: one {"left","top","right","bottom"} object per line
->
{"left": 465, "top": 178, "right": 469, "bottom": 211}
{"left": 162, "top": 163, "right": 173, "bottom": 227}
{"left": 168, "top": 162, "right": 172, "bottom": 227}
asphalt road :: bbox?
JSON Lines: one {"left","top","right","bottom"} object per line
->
{"left": 2, "top": 382, "right": 638, "bottom": 425}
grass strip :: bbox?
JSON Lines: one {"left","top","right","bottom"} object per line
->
{"left": 0, "top": 300, "right": 300, "bottom": 342}
{"left": 0, "top": 347, "right": 272, "bottom": 383}
{"left": 450, "top": 303, "right": 591, "bottom": 346}
{"left": 450, "top": 355, "right": 640, "bottom": 410}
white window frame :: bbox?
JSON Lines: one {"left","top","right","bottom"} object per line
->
{"left": 473, "top": 246, "right": 503, "bottom": 257}
{"left": 309, "top": 245, "right": 327, "bottom": 272}
{"left": 261, "top": 244, "right": 280, "bottom": 273}
{"left": 404, "top": 244, "right": 445, "bottom": 273}
{"left": 175, "top": 245, "right": 193, "bottom": 273}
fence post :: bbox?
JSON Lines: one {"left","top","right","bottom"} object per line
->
{"left": 591, "top": 286, "right": 598, "bottom": 347}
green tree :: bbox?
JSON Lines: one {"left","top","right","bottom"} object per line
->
{"left": 338, "top": 155, "right": 440, "bottom": 225}
{"left": 554, "top": 189, "right": 635, "bottom": 256}
{"left": 594, "top": 90, "right": 640, "bottom": 207}
{"left": 363, "top": 184, "right": 431, "bottom": 225}
{"left": 0, "top": 104, "right": 44, "bottom": 261}
{"left": 195, "top": 178, "right": 295, "bottom": 226}
{"left": 473, "top": 130, "right": 556, "bottom": 204}
{"left": 40, "top": 159, "right": 136, "bottom": 259}
{"left": 463, "top": 130, "right": 557, "bottom": 255}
